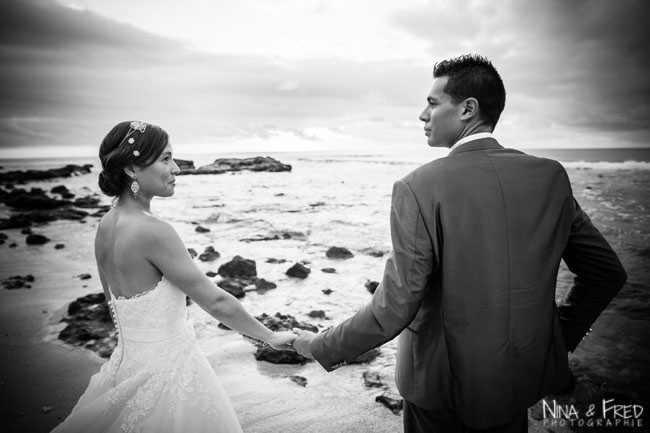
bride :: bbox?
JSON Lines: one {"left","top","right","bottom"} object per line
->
{"left": 52, "top": 121, "right": 296, "bottom": 433}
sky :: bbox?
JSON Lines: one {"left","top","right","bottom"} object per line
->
{"left": 0, "top": 0, "right": 649, "bottom": 159}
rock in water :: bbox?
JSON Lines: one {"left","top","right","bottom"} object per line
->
{"left": 174, "top": 159, "right": 195, "bottom": 171}
{"left": 218, "top": 255, "right": 257, "bottom": 278}
{"left": 59, "top": 292, "right": 117, "bottom": 358}
{"left": 326, "top": 246, "right": 354, "bottom": 259}
{"left": 0, "top": 164, "right": 93, "bottom": 183}
{"left": 286, "top": 262, "right": 311, "bottom": 279}
{"left": 365, "top": 280, "right": 380, "bottom": 294}
{"left": 375, "top": 395, "right": 403, "bottom": 414}
{"left": 179, "top": 156, "right": 291, "bottom": 175}
{"left": 2, "top": 274, "right": 34, "bottom": 290}
{"left": 26, "top": 233, "right": 50, "bottom": 245}
{"left": 198, "top": 246, "right": 220, "bottom": 261}
{"left": 254, "top": 278, "right": 277, "bottom": 291}
{"left": 216, "top": 278, "right": 246, "bottom": 298}
{"left": 362, "top": 371, "right": 385, "bottom": 388}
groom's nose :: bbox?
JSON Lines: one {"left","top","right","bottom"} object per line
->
{"left": 419, "top": 107, "right": 429, "bottom": 122}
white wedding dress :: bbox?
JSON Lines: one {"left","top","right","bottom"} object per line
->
{"left": 52, "top": 277, "right": 243, "bottom": 433}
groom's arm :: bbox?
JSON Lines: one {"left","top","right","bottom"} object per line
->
{"left": 310, "top": 179, "right": 437, "bottom": 371}
{"left": 558, "top": 199, "right": 627, "bottom": 352}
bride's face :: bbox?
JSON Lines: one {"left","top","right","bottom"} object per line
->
{"left": 134, "top": 143, "right": 180, "bottom": 198}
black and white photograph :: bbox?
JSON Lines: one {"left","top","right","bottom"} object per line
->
{"left": 1, "top": 1, "right": 649, "bottom": 432}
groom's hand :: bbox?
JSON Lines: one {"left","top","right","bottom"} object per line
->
{"left": 292, "top": 328, "right": 316, "bottom": 359}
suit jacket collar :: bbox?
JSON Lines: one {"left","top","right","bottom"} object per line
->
{"left": 448, "top": 137, "right": 503, "bottom": 157}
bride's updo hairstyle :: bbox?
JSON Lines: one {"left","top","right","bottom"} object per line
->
{"left": 98, "top": 121, "right": 170, "bottom": 197}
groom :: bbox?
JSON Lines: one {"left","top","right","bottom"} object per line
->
{"left": 293, "top": 54, "right": 627, "bottom": 432}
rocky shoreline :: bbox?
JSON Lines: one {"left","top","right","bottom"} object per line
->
{"left": 175, "top": 156, "right": 291, "bottom": 175}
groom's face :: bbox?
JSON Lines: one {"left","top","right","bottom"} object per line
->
{"left": 419, "top": 76, "right": 464, "bottom": 148}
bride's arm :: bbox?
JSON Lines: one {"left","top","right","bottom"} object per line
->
{"left": 142, "top": 218, "right": 295, "bottom": 349}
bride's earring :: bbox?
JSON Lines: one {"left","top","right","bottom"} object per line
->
{"left": 131, "top": 179, "right": 140, "bottom": 199}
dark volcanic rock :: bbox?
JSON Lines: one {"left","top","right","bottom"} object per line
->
{"left": 250, "top": 313, "right": 318, "bottom": 364}
{"left": 51, "top": 185, "right": 71, "bottom": 196}
{"left": 307, "top": 310, "right": 326, "bottom": 319}
{"left": 322, "top": 288, "right": 333, "bottom": 295}
{"left": 59, "top": 292, "right": 116, "bottom": 358}
{"left": 289, "top": 375, "right": 308, "bottom": 387}
{"left": 321, "top": 267, "right": 336, "bottom": 273}
{"left": 77, "top": 273, "right": 92, "bottom": 280}
{"left": 205, "top": 270, "right": 217, "bottom": 277}
{"left": 0, "top": 232, "right": 7, "bottom": 244}
{"left": 26, "top": 233, "right": 49, "bottom": 245}
{"left": 375, "top": 395, "right": 403, "bottom": 414}
{"left": 2, "top": 274, "right": 34, "bottom": 290}
{"left": 3, "top": 188, "right": 69, "bottom": 210}
{"left": 73, "top": 195, "right": 101, "bottom": 208}
{"left": 179, "top": 156, "right": 291, "bottom": 175}
{"left": 361, "top": 247, "right": 385, "bottom": 258}
{"left": 55, "top": 243, "right": 65, "bottom": 249}
{"left": 326, "top": 246, "right": 354, "bottom": 259}
{"left": 0, "top": 164, "right": 93, "bottom": 183}
{"left": 365, "top": 280, "right": 380, "bottom": 294}
{"left": 198, "top": 246, "right": 220, "bottom": 261}
{"left": 195, "top": 225, "right": 210, "bottom": 233}
{"left": 217, "top": 278, "right": 246, "bottom": 298}
{"left": 187, "top": 248, "right": 198, "bottom": 259}
{"left": 254, "top": 278, "right": 277, "bottom": 291}
{"left": 218, "top": 255, "right": 257, "bottom": 279}
{"left": 286, "top": 262, "right": 310, "bottom": 279}
{"left": 266, "top": 258, "right": 287, "bottom": 264}
{"left": 362, "top": 371, "right": 385, "bottom": 388}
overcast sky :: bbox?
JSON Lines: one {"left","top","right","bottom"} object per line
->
{"left": 1, "top": 0, "right": 649, "bottom": 158}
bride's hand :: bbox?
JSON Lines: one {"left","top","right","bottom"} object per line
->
{"left": 268, "top": 331, "right": 297, "bottom": 351}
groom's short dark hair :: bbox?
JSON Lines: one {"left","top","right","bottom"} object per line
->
{"left": 433, "top": 54, "right": 506, "bottom": 128}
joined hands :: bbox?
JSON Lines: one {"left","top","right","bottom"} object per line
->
{"left": 291, "top": 328, "right": 317, "bottom": 359}
{"left": 268, "top": 331, "right": 298, "bottom": 351}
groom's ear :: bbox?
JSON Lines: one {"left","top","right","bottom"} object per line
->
{"left": 460, "top": 98, "right": 480, "bottom": 120}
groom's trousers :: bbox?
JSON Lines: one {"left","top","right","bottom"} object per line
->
{"left": 403, "top": 400, "right": 528, "bottom": 433}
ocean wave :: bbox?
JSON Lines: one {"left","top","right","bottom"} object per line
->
{"left": 560, "top": 160, "right": 650, "bottom": 170}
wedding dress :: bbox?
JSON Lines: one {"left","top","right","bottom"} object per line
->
{"left": 52, "top": 277, "right": 243, "bottom": 433}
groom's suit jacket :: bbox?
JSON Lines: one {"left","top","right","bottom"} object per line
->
{"left": 310, "top": 138, "right": 626, "bottom": 428}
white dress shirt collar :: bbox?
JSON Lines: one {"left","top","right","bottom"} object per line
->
{"left": 449, "top": 132, "right": 494, "bottom": 153}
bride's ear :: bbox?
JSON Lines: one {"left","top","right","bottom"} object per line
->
{"left": 123, "top": 165, "right": 136, "bottom": 180}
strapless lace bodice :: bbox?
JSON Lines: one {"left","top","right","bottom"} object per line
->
{"left": 109, "top": 277, "right": 188, "bottom": 341}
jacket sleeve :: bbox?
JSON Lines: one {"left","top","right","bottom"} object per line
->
{"left": 558, "top": 199, "right": 627, "bottom": 352}
{"left": 311, "top": 179, "right": 437, "bottom": 371}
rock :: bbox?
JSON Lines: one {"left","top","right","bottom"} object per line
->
{"left": 174, "top": 159, "right": 195, "bottom": 171}
{"left": 0, "top": 207, "right": 89, "bottom": 230}
{"left": 326, "top": 246, "right": 354, "bottom": 259}
{"left": 307, "top": 310, "right": 326, "bottom": 319}
{"left": 55, "top": 243, "right": 65, "bottom": 249}
{"left": 0, "top": 164, "right": 93, "bottom": 183}
{"left": 289, "top": 375, "right": 308, "bottom": 387}
{"left": 286, "top": 263, "right": 310, "bottom": 279}
{"left": 361, "top": 247, "right": 385, "bottom": 257}
{"left": 76, "top": 273, "right": 92, "bottom": 280}
{"left": 0, "top": 232, "right": 7, "bottom": 244}
{"left": 2, "top": 274, "right": 34, "bottom": 290}
{"left": 26, "top": 233, "right": 49, "bottom": 245}
{"left": 187, "top": 248, "right": 198, "bottom": 259}
{"left": 3, "top": 188, "right": 70, "bottom": 210}
{"left": 217, "top": 279, "right": 246, "bottom": 298}
{"left": 375, "top": 395, "right": 403, "bottom": 414}
{"left": 350, "top": 348, "right": 381, "bottom": 364}
{"left": 179, "top": 157, "right": 291, "bottom": 175}
{"left": 321, "top": 267, "right": 336, "bottom": 273}
{"left": 266, "top": 258, "right": 287, "bottom": 264}
{"left": 205, "top": 270, "right": 217, "bottom": 277}
{"left": 254, "top": 278, "right": 277, "bottom": 291}
{"left": 9, "top": 243, "right": 17, "bottom": 248}
{"left": 218, "top": 255, "right": 257, "bottom": 279}
{"left": 322, "top": 288, "right": 333, "bottom": 295}
{"left": 73, "top": 195, "right": 101, "bottom": 208}
{"left": 198, "top": 246, "right": 220, "bottom": 262}
{"left": 362, "top": 371, "right": 385, "bottom": 388}
{"left": 254, "top": 346, "right": 309, "bottom": 364}
{"left": 51, "top": 185, "right": 71, "bottom": 195}
{"left": 255, "top": 312, "right": 318, "bottom": 333}
{"left": 20, "top": 227, "right": 32, "bottom": 235}
{"left": 195, "top": 225, "right": 210, "bottom": 233}
{"left": 365, "top": 280, "right": 380, "bottom": 294}
{"left": 41, "top": 406, "right": 53, "bottom": 414}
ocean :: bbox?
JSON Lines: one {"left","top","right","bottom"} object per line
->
{"left": 1, "top": 146, "right": 649, "bottom": 429}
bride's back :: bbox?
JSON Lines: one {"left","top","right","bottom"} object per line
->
{"left": 95, "top": 207, "right": 164, "bottom": 299}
